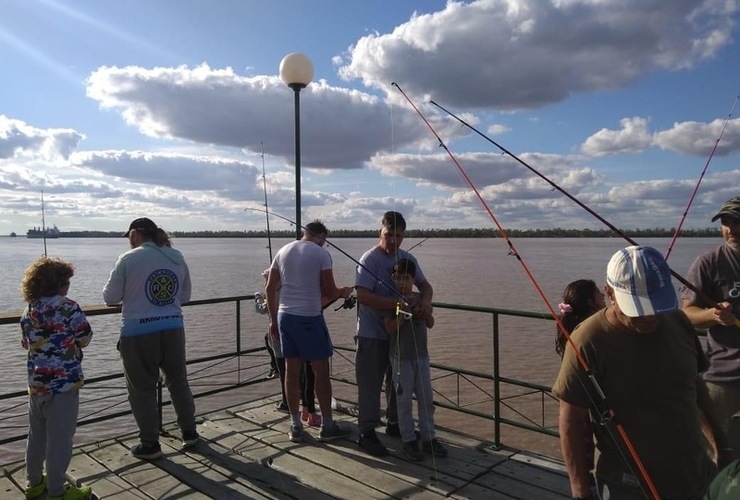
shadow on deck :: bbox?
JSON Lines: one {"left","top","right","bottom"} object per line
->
{"left": 1, "top": 397, "right": 569, "bottom": 499}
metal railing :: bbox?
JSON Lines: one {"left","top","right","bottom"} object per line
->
{"left": 0, "top": 296, "right": 559, "bottom": 452}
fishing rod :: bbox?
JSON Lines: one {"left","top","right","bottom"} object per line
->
{"left": 244, "top": 207, "right": 413, "bottom": 310}
{"left": 395, "top": 83, "right": 660, "bottom": 499}
{"left": 407, "top": 237, "right": 430, "bottom": 252}
{"left": 259, "top": 142, "right": 273, "bottom": 262}
{"left": 664, "top": 95, "right": 740, "bottom": 260}
{"left": 430, "top": 99, "right": 740, "bottom": 329}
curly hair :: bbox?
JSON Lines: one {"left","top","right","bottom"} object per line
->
{"left": 20, "top": 257, "right": 75, "bottom": 303}
{"left": 555, "top": 279, "right": 601, "bottom": 357}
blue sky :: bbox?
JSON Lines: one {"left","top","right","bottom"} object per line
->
{"left": 2, "top": 0, "right": 740, "bottom": 234}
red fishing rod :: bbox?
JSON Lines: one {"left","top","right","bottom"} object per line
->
{"left": 394, "top": 82, "right": 660, "bottom": 500}
{"left": 664, "top": 95, "right": 740, "bottom": 260}
{"left": 429, "top": 99, "right": 740, "bottom": 329}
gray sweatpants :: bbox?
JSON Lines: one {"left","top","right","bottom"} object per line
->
{"left": 120, "top": 328, "right": 196, "bottom": 444}
{"left": 390, "top": 356, "right": 436, "bottom": 443}
{"left": 26, "top": 390, "right": 79, "bottom": 496}
{"left": 355, "top": 337, "right": 397, "bottom": 433}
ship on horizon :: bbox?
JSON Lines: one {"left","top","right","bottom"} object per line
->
{"left": 27, "top": 224, "right": 60, "bottom": 239}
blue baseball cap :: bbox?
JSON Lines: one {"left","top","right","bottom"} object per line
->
{"left": 606, "top": 246, "right": 677, "bottom": 317}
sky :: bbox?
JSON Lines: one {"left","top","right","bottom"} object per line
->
{"left": 2, "top": 0, "right": 740, "bottom": 235}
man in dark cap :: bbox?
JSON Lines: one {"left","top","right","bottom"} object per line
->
{"left": 103, "top": 217, "right": 198, "bottom": 459}
{"left": 683, "top": 196, "right": 740, "bottom": 456}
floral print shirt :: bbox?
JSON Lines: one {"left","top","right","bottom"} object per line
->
{"left": 20, "top": 295, "right": 93, "bottom": 395}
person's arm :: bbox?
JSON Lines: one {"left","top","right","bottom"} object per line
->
{"left": 102, "top": 259, "right": 125, "bottom": 305}
{"left": 357, "top": 286, "right": 400, "bottom": 311}
{"left": 415, "top": 279, "right": 434, "bottom": 320}
{"left": 682, "top": 299, "right": 735, "bottom": 328}
{"left": 697, "top": 377, "right": 735, "bottom": 468}
{"left": 265, "top": 268, "right": 281, "bottom": 341}
{"left": 71, "top": 304, "right": 93, "bottom": 349}
{"left": 181, "top": 262, "right": 192, "bottom": 304}
{"left": 320, "top": 269, "right": 352, "bottom": 305}
{"left": 425, "top": 313, "right": 435, "bottom": 329}
{"left": 559, "top": 400, "right": 594, "bottom": 498}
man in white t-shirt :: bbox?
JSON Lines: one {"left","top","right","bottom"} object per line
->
{"left": 266, "top": 220, "right": 353, "bottom": 443}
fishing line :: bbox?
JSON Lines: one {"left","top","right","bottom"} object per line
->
{"left": 388, "top": 103, "right": 412, "bottom": 414}
{"left": 664, "top": 94, "right": 740, "bottom": 260}
{"left": 394, "top": 83, "right": 660, "bottom": 500}
{"left": 430, "top": 99, "right": 740, "bottom": 330}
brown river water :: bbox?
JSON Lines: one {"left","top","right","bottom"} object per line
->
{"left": 0, "top": 236, "right": 718, "bottom": 462}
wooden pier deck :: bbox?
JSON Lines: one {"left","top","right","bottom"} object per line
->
{"left": 1, "top": 397, "right": 570, "bottom": 499}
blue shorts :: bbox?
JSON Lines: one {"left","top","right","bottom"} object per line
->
{"left": 278, "top": 312, "right": 333, "bottom": 361}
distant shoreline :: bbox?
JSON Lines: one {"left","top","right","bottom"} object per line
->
{"left": 4, "top": 228, "right": 722, "bottom": 239}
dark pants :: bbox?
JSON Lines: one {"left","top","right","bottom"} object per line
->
{"left": 275, "top": 357, "right": 315, "bottom": 412}
{"left": 356, "top": 337, "right": 397, "bottom": 433}
{"left": 120, "top": 329, "right": 196, "bottom": 444}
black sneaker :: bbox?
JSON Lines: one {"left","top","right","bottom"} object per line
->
{"left": 319, "top": 422, "right": 351, "bottom": 442}
{"left": 130, "top": 442, "right": 163, "bottom": 460}
{"left": 267, "top": 368, "right": 277, "bottom": 379}
{"left": 288, "top": 425, "right": 303, "bottom": 443}
{"left": 402, "top": 440, "right": 424, "bottom": 461}
{"left": 182, "top": 430, "right": 200, "bottom": 449}
{"left": 422, "top": 437, "right": 448, "bottom": 458}
{"left": 275, "top": 401, "right": 289, "bottom": 413}
{"left": 358, "top": 429, "right": 388, "bottom": 457}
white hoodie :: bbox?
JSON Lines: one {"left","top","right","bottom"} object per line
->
{"left": 103, "top": 241, "right": 192, "bottom": 337}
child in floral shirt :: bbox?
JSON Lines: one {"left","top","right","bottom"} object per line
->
{"left": 20, "top": 257, "right": 93, "bottom": 500}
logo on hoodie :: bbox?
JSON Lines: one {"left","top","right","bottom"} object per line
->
{"left": 145, "top": 269, "right": 179, "bottom": 306}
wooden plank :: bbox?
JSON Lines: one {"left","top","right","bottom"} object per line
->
{"left": 154, "top": 435, "right": 274, "bottom": 500}
{"left": 160, "top": 431, "right": 331, "bottom": 500}
{"left": 214, "top": 413, "right": 460, "bottom": 498}
{"left": 490, "top": 458, "right": 570, "bottom": 497}
{"left": 84, "top": 438, "right": 197, "bottom": 499}
{"left": 0, "top": 398, "right": 573, "bottom": 500}
{"left": 67, "top": 446, "right": 150, "bottom": 499}
{"left": 0, "top": 468, "right": 22, "bottom": 499}
{"left": 509, "top": 449, "right": 567, "bottom": 473}
{"left": 197, "top": 416, "right": 390, "bottom": 499}
{"left": 474, "top": 467, "right": 570, "bottom": 499}
{"left": 452, "top": 482, "right": 519, "bottom": 500}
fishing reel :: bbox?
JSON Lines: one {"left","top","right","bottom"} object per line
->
{"left": 334, "top": 295, "right": 357, "bottom": 311}
{"left": 254, "top": 292, "right": 268, "bottom": 314}
{"left": 395, "top": 302, "right": 413, "bottom": 320}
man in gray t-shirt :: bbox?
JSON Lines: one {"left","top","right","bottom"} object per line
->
{"left": 354, "top": 211, "right": 433, "bottom": 457}
{"left": 682, "top": 195, "right": 740, "bottom": 454}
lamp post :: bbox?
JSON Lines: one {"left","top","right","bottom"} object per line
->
{"left": 279, "top": 53, "right": 314, "bottom": 240}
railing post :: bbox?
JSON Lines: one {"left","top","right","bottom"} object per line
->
{"left": 236, "top": 300, "right": 242, "bottom": 384}
{"left": 492, "top": 312, "right": 501, "bottom": 449}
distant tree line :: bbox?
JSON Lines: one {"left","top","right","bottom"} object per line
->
{"left": 57, "top": 227, "right": 721, "bottom": 239}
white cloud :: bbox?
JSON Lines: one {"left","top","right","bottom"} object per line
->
{"left": 85, "top": 64, "right": 467, "bottom": 170}
{"left": 580, "top": 117, "right": 652, "bottom": 156}
{"left": 338, "top": 0, "right": 736, "bottom": 109}
{"left": 653, "top": 117, "right": 740, "bottom": 156}
{"left": 0, "top": 115, "right": 84, "bottom": 160}
{"left": 487, "top": 124, "right": 510, "bottom": 136}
